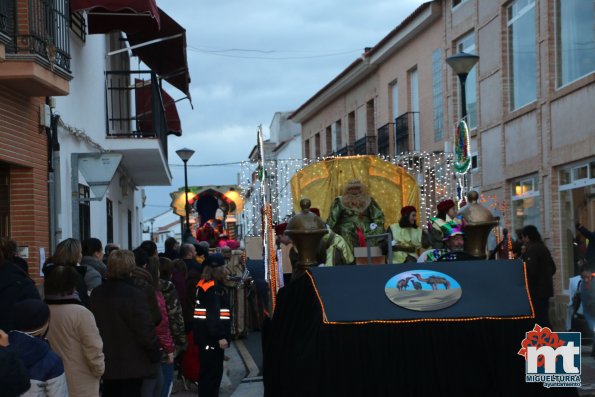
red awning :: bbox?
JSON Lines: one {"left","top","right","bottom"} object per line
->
{"left": 84, "top": 0, "right": 160, "bottom": 34}
{"left": 135, "top": 79, "right": 182, "bottom": 137}
{"left": 126, "top": 9, "right": 190, "bottom": 97}
{"left": 71, "top": 0, "right": 159, "bottom": 24}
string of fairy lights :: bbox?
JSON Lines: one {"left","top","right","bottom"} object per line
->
{"left": 239, "top": 152, "right": 459, "bottom": 236}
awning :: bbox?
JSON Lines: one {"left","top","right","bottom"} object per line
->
{"left": 127, "top": 9, "right": 190, "bottom": 97}
{"left": 135, "top": 79, "right": 182, "bottom": 137}
{"left": 83, "top": 0, "right": 160, "bottom": 34}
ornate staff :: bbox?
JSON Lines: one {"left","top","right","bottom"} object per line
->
{"left": 257, "top": 126, "right": 279, "bottom": 314}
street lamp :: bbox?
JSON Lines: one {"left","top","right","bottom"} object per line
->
{"left": 176, "top": 147, "right": 195, "bottom": 239}
{"left": 446, "top": 52, "right": 479, "bottom": 120}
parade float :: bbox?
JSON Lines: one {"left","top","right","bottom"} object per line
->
{"left": 170, "top": 184, "right": 243, "bottom": 245}
{"left": 233, "top": 126, "right": 545, "bottom": 396}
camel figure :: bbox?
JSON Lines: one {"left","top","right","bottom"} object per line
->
{"left": 410, "top": 280, "right": 422, "bottom": 290}
{"left": 396, "top": 277, "right": 413, "bottom": 291}
{"left": 411, "top": 274, "right": 450, "bottom": 290}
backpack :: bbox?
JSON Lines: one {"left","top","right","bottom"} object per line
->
{"left": 181, "top": 331, "right": 200, "bottom": 382}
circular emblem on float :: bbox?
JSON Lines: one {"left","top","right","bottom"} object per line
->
{"left": 384, "top": 270, "right": 462, "bottom": 311}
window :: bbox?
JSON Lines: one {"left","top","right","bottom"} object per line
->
{"left": 432, "top": 49, "right": 444, "bottom": 141}
{"left": 366, "top": 99, "right": 375, "bottom": 137}
{"left": 452, "top": 0, "right": 469, "bottom": 7}
{"left": 0, "top": 163, "right": 9, "bottom": 238}
{"left": 127, "top": 209, "right": 132, "bottom": 250}
{"left": 559, "top": 159, "right": 595, "bottom": 285}
{"left": 325, "top": 126, "right": 332, "bottom": 155}
{"left": 348, "top": 111, "right": 356, "bottom": 144}
{"left": 471, "top": 152, "right": 479, "bottom": 172}
{"left": 356, "top": 105, "right": 366, "bottom": 139}
{"left": 511, "top": 176, "right": 541, "bottom": 235}
{"left": 456, "top": 33, "right": 477, "bottom": 128}
{"left": 79, "top": 184, "right": 91, "bottom": 241}
{"left": 409, "top": 68, "right": 420, "bottom": 151}
{"left": 315, "top": 133, "right": 321, "bottom": 158}
{"left": 106, "top": 199, "right": 113, "bottom": 243}
{"left": 333, "top": 120, "right": 342, "bottom": 150}
{"left": 390, "top": 81, "right": 399, "bottom": 120}
{"left": 507, "top": 0, "right": 536, "bottom": 110}
{"left": 556, "top": 0, "right": 595, "bottom": 87}
{"left": 304, "top": 139, "right": 310, "bottom": 158}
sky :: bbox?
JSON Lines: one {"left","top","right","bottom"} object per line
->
{"left": 143, "top": 0, "right": 426, "bottom": 220}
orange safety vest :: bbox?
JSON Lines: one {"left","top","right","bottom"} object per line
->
{"left": 193, "top": 279, "right": 230, "bottom": 320}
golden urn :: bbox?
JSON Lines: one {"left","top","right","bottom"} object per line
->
{"left": 459, "top": 191, "right": 498, "bottom": 259}
{"left": 284, "top": 198, "right": 328, "bottom": 278}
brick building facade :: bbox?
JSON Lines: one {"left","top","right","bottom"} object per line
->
{"left": 291, "top": 0, "right": 595, "bottom": 327}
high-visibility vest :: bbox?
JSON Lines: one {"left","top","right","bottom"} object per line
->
{"left": 193, "top": 279, "right": 230, "bottom": 321}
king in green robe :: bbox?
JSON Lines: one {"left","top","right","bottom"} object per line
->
{"left": 326, "top": 180, "right": 385, "bottom": 251}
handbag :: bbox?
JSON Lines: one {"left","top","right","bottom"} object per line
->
{"left": 181, "top": 331, "right": 201, "bottom": 382}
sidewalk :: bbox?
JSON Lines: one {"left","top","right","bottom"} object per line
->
{"left": 173, "top": 341, "right": 247, "bottom": 397}
{"left": 580, "top": 344, "right": 595, "bottom": 396}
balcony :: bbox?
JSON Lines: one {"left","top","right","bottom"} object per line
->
{"left": 104, "top": 70, "right": 175, "bottom": 186}
{"left": 377, "top": 123, "right": 392, "bottom": 156}
{"left": 353, "top": 135, "right": 377, "bottom": 155}
{"left": 0, "top": 0, "right": 71, "bottom": 96}
{"left": 395, "top": 112, "right": 418, "bottom": 154}
{"left": 334, "top": 145, "right": 352, "bottom": 156}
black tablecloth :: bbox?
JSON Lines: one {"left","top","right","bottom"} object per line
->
{"left": 263, "top": 267, "right": 578, "bottom": 397}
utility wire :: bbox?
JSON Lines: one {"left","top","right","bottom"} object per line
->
{"left": 187, "top": 46, "right": 361, "bottom": 60}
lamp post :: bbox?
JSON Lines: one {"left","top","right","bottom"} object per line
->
{"left": 445, "top": 52, "right": 479, "bottom": 120}
{"left": 176, "top": 148, "right": 195, "bottom": 239}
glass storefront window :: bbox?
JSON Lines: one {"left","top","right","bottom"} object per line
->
{"left": 559, "top": 160, "right": 595, "bottom": 284}
{"left": 511, "top": 176, "right": 541, "bottom": 235}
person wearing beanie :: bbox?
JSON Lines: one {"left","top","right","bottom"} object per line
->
{"left": 428, "top": 199, "right": 462, "bottom": 249}
{"left": 384, "top": 206, "right": 422, "bottom": 263}
{"left": 7, "top": 299, "right": 68, "bottom": 397}
{"left": 191, "top": 253, "right": 231, "bottom": 397}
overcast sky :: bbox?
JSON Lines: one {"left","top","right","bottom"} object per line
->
{"left": 144, "top": 0, "right": 426, "bottom": 220}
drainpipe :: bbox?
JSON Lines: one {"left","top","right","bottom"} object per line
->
{"left": 47, "top": 99, "right": 60, "bottom": 252}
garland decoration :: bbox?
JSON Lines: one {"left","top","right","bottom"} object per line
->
{"left": 454, "top": 119, "right": 471, "bottom": 174}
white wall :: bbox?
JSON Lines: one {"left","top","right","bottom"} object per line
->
{"left": 50, "top": 29, "right": 145, "bottom": 249}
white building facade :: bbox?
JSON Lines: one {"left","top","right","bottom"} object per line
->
{"left": 51, "top": 5, "right": 189, "bottom": 250}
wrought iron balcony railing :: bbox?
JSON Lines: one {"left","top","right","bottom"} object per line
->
{"left": 105, "top": 70, "right": 169, "bottom": 160}
{"left": 0, "top": 1, "right": 14, "bottom": 46}
{"left": 353, "top": 135, "right": 377, "bottom": 155}
{"left": 334, "top": 145, "right": 352, "bottom": 156}
{"left": 1, "top": 0, "right": 71, "bottom": 72}
{"left": 377, "top": 123, "right": 392, "bottom": 156}
{"left": 395, "top": 112, "right": 418, "bottom": 155}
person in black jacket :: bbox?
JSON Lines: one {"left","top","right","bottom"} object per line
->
{"left": 90, "top": 250, "right": 161, "bottom": 397}
{"left": 521, "top": 225, "right": 557, "bottom": 329}
{"left": 192, "top": 253, "right": 231, "bottom": 397}
{"left": 0, "top": 237, "right": 41, "bottom": 331}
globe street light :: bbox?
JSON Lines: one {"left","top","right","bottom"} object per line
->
{"left": 176, "top": 148, "right": 195, "bottom": 239}
{"left": 446, "top": 52, "right": 479, "bottom": 120}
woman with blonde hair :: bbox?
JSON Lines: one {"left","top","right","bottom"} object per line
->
{"left": 44, "top": 238, "right": 95, "bottom": 307}
{"left": 90, "top": 250, "right": 160, "bottom": 397}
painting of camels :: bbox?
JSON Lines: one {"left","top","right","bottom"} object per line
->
{"left": 385, "top": 270, "right": 462, "bottom": 311}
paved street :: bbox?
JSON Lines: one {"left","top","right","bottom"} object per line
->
{"left": 172, "top": 332, "right": 264, "bottom": 397}
{"left": 169, "top": 333, "right": 595, "bottom": 396}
